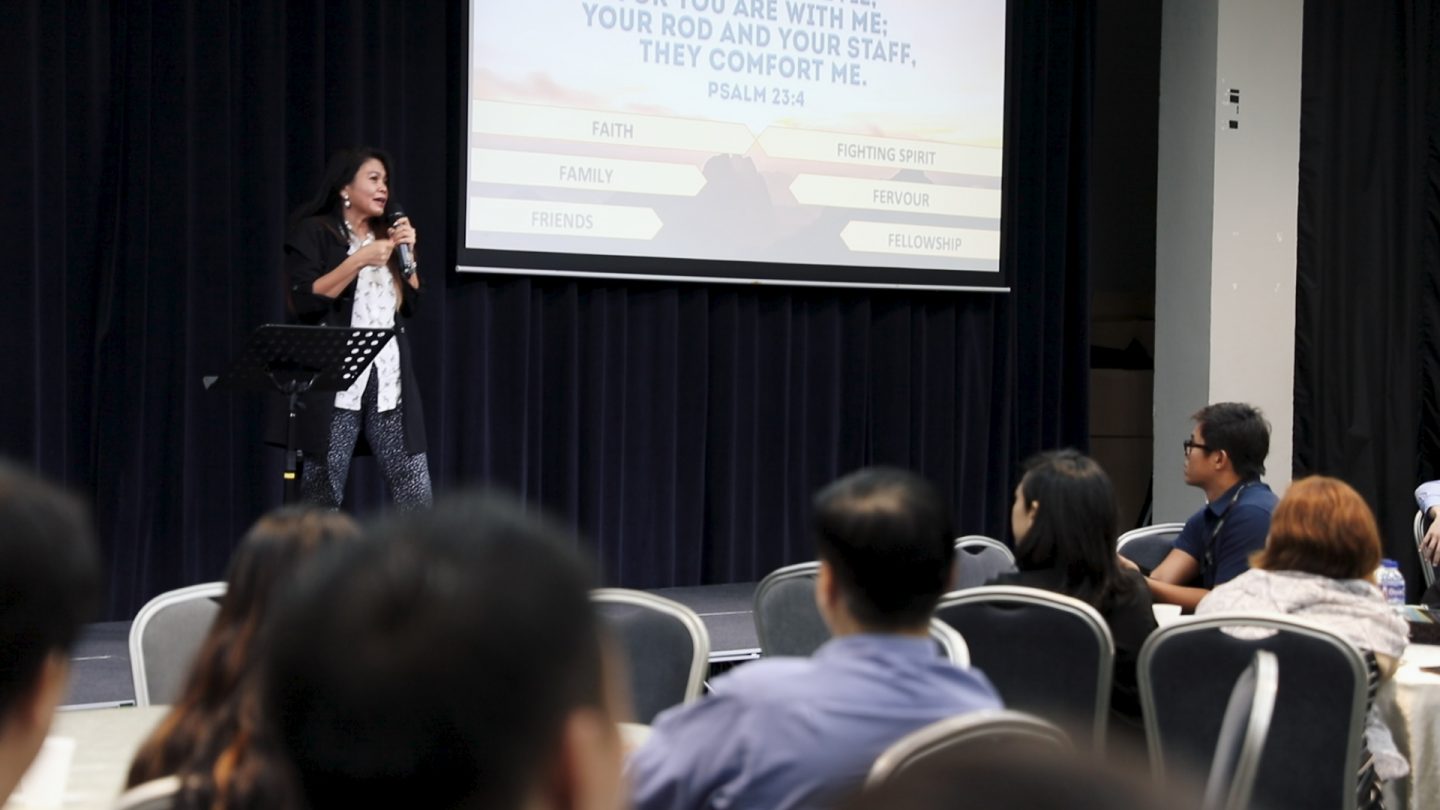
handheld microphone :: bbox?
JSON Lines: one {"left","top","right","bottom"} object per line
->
{"left": 387, "top": 206, "right": 416, "bottom": 277}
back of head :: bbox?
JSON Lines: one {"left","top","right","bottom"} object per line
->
{"left": 1014, "top": 450, "right": 1126, "bottom": 606}
{"left": 264, "top": 491, "right": 605, "bottom": 810}
{"left": 125, "top": 507, "right": 362, "bottom": 798}
{"left": 812, "top": 467, "right": 954, "bottom": 631}
{"left": 217, "top": 506, "right": 361, "bottom": 637}
{"left": 0, "top": 462, "right": 100, "bottom": 721}
{"left": 1254, "top": 475, "right": 1381, "bottom": 580}
{"left": 1192, "top": 402, "right": 1270, "bottom": 480}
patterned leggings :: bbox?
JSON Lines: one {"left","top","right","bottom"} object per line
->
{"left": 300, "top": 376, "right": 433, "bottom": 511}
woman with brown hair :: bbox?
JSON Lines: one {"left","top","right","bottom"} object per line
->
{"left": 125, "top": 507, "right": 360, "bottom": 808}
{"left": 1198, "top": 475, "right": 1409, "bottom": 798}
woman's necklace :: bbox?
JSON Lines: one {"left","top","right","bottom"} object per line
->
{"left": 340, "top": 214, "right": 372, "bottom": 245}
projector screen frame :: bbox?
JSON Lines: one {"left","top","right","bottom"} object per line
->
{"left": 456, "top": 0, "right": 1010, "bottom": 294}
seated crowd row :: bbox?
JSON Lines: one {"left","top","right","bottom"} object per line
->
{"left": 0, "top": 400, "right": 1416, "bottom": 809}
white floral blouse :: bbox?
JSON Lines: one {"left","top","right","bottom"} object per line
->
{"left": 333, "top": 232, "right": 401, "bottom": 413}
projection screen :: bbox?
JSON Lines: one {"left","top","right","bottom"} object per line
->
{"left": 459, "top": 0, "right": 1008, "bottom": 291}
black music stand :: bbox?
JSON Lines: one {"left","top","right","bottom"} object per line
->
{"left": 205, "top": 324, "right": 395, "bottom": 503}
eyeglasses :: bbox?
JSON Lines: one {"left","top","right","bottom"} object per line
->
{"left": 1182, "top": 438, "right": 1212, "bottom": 455}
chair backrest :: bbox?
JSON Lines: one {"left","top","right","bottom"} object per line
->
{"left": 1204, "top": 650, "right": 1278, "bottom": 810}
{"left": 753, "top": 561, "right": 830, "bottom": 658}
{"left": 592, "top": 588, "right": 710, "bottom": 724}
{"left": 1139, "top": 614, "right": 1368, "bottom": 810}
{"left": 1116, "top": 522, "right": 1187, "bottom": 549}
{"left": 927, "top": 618, "right": 970, "bottom": 668}
{"left": 112, "top": 776, "right": 181, "bottom": 810}
{"left": 1116, "top": 522, "right": 1186, "bottom": 573}
{"left": 129, "top": 582, "right": 227, "bottom": 707}
{"left": 865, "top": 709, "right": 1071, "bottom": 787}
{"left": 951, "top": 536, "right": 1018, "bottom": 590}
{"left": 934, "top": 586, "right": 1114, "bottom": 749}
{"left": 1413, "top": 510, "right": 1437, "bottom": 589}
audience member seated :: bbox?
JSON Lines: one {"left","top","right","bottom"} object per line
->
{"left": 1412, "top": 478, "right": 1440, "bottom": 603}
{"left": 1198, "top": 475, "right": 1410, "bottom": 791}
{"left": 627, "top": 467, "right": 1003, "bottom": 810}
{"left": 990, "top": 450, "right": 1156, "bottom": 733}
{"left": 1124, "top": 402, "right": 1278, "bottom": 610}
{"left": 263, "top": 491, "right": 627, "bottom": 810}
{"left": 0, "top": 462, "right": 101, "bottom": 804}
{"left": 837, "top": 746, "right": 1197, "bottom": 810}
{"left": 125, "top": 506, "right": 360, "bottom": 808}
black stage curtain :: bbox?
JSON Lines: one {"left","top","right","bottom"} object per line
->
{"left": 3, "top": 0, "right": 1092, "bottom": 619}
{"left": 1295, "top": 2, "right": 1440, "bottom": 592}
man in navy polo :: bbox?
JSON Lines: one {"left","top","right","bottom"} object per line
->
{"left": 1126, "top": 402, "right": 1278, "bottom": 610}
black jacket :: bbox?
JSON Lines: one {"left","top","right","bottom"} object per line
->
{"left": 265, "top": 215, "right": 427, "bottom": 456}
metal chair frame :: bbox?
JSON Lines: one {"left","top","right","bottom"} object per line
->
{"left": 935, "top": 585, "right": 1115, "bottom": 749}
{"left": 752, "top": 561, "right": 823, "bottom": 656}
{"left": 1204, "top": 650, "right": 1279, "bottom": 810}
{"left": 1138, "top": 613, "right": 1368, "bottom": 810}
{"left": 1412, "top": 510, "right": 1436, "bottom": 589}
{"left": 1116, "top": 522, "right": 1187, "bottom": 551}
{"left": 128, "top": 581, "right": 227, "bottom": 707}
{"left": 866, "top": 709, "right": 1071, "bottom": 787}
{"left": 954, "top": 535, "right": 1016, "bottom": 565}
{"left": 927, "top": 618, "right": 970, "bottom": 668}
{"left": 592, "top": 587, "right": 711, "bottom": 707}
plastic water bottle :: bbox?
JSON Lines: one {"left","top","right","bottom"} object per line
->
{"left": 1379, "top": 559, "right": 1406, "bottom": 606}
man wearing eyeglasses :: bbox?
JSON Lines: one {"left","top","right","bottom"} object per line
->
{"left": 1120, "top": 402, "right": 1278, "bottom": 610}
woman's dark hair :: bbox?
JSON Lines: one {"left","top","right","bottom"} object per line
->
{"left": 1013, "top": 450, "right": 1135, "bottom": 609}
{"left": 126, "top": 507, "right": 360, "bottom": 808}
{"left": 288, "top": 146, "right": 394, "bottom": 233}
{"left": 1191, "top": 402, "right": 1270, "bottom": 480}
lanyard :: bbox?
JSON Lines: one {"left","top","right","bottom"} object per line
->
{"left": 1202, "top": 482, "right": 1252, "bottom": 583}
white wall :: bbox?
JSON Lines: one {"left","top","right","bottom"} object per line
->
{"left": 1153, "top": 0, "right": 1303, "bottom": 520}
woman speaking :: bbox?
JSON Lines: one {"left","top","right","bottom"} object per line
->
{"left": 280, "top": 147, "right": 432, "bottom": 509}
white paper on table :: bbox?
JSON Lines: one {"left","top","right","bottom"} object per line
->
{"left": 8, "top": 736, "right": 75, "bottom": 808}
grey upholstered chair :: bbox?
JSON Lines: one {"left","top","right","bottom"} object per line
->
{"left": 866, "top": 709, "right": 1071, "bottom": 787}
{"left": 1116, "top": 522, "right": 1186, "bottom": 574}
{"left": 934, "top": 586, "right": 1115, "bottom": 750}
{"left": 951, "top": 535, "right": 1018, "bottom": 590}
{"left": 753, "top": 561, "right": 828, "bottom": 658}
{"left": 129, "top": 582, "right": 227, "bottom": 707}
{"left": 592, "top": 588, "right": 710, "bottom": 724}
{"left": 754, "top": 563, "right": 972, "bottom": 668}
{"left": 1204, "top": 650, "right": 1279, "bottom": 810}
{"left": 1140, "top": 614, "right": 1368, "bottom": 810}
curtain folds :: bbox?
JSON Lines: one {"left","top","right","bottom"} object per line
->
{"left": 3, "top": 0, "right": 1093, "bottom": 618}
{"left": 1295, "top": 2, "right": 1440, "bottom": 592}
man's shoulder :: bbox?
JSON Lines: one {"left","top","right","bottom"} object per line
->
{"left": 1236, "top": 481, "right": 1279, "bottom": 511}
{"left": 715, "top": 656, "right": 823, "bottom": 698}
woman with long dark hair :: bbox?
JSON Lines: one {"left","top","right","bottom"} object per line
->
{"left": 278, "top": 146, "right": 432, "bottom": 509}
{"left": 991, "top": 449, "right": 1156, "bottom": 728}
{"left": 126, "top": 507, "right": 360, "bottom": 808}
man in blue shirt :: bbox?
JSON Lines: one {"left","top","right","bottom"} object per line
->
{"left": 1412, "top": 480, "right": 1440, "bottom": 568}
{"left": 627, "top": 467, "right": 1003, "bottom": 810}
{"left": 1124, "top": 402, "right": 1278, "bottom": 610}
